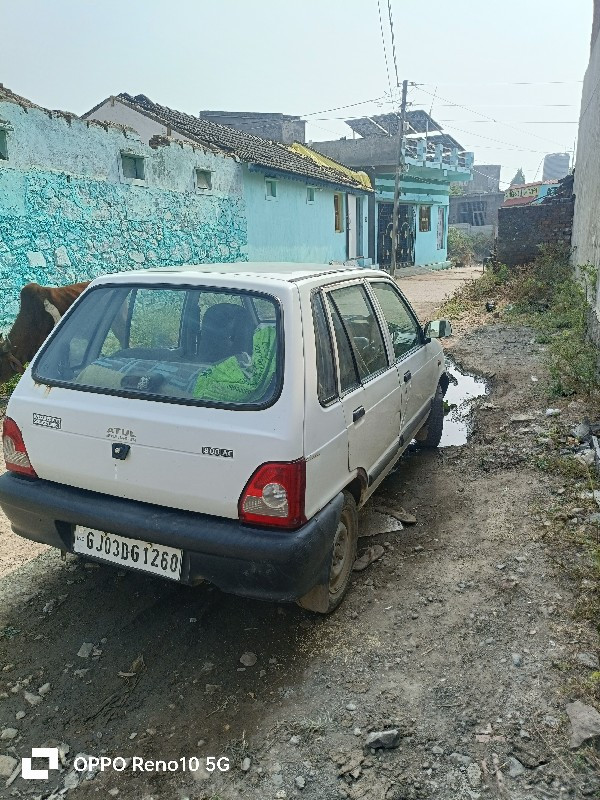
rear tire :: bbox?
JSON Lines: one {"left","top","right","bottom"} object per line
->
{"left": 297, "top": 491, "right": 358, "bottom": 614}
{"left": 416, "top": 384, "right": 444, "bottom": 449}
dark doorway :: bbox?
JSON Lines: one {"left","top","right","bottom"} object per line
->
{"left": 377, "top": 203, "right": 416, "bottom": 268}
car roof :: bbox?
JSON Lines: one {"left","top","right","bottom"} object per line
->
{"left": 90, "top": 262, "right": 387, "bottom": 287}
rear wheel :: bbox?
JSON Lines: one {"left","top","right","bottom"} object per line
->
{"left": 298, "top": 491, "right": 358, "bottom": 614}
{"left": 415, "top": 384, "right": 444, "bottom": 448}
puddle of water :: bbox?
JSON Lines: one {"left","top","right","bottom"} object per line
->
{"left": 440, "top": 357, "right": 488, "bottom": 447}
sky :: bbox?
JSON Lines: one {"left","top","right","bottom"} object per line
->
{"left": 0, "top": 0, "right": 593, "bottom": 188}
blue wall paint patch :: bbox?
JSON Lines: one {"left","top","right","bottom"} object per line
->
{"left": 0, "top": 100, "right": 248, "bottom": 330}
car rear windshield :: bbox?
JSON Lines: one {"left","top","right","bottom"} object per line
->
{"left": 33, "top": 285, "right": 283, "bottom": 409}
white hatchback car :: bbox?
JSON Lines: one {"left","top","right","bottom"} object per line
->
{"left": 0, "top": 264, "right": 450, "bottom": 612}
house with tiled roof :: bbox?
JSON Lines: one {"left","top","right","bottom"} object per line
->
{"left": 0, "top": 83, "right": 256, "bottom": 328}
{"left": 84, "top": 93, "right": 373, "bottom": 265}
{"left": 312, "top": 111, "right": 474, "bottom": 270}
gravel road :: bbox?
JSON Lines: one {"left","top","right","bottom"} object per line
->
{"left": 0, "top": 269, "right": 598, "bottom": 800}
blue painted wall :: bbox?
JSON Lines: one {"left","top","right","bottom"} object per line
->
{"left": 244, "top": 167, "right": 355, "bottom": 263}
{"left": 375, "top": 171, "right": 456, "bottom": 267}
{"left": 0, "top": 100, "right": 248, "bottom": 329}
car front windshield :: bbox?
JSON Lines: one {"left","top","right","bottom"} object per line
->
{"left": 33, "top": 285, "right": 282, "bottom": 408}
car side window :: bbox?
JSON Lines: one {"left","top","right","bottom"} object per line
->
{"left": 327, "top": 298, "right": 360, "bottom": 394}
{"left": 328, "top": 283, "right": 389, "bottom": 382}
{"left": 369, "top": 281, "right": 422, "bottom": 360}
{"left": 312, "top": 292, "right": 337, "bottom": 404}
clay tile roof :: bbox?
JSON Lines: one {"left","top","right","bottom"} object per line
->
{"left": 117, "top": 93, "right": 371, "bottom": 191}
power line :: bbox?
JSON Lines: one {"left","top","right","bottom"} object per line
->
{"left": 469, "top": 167, "right": 515, "bottom": 189}
{"left": 439, "top": 119, "right": 578, "bottom": 124}
{"left": 444, "top": 124, "right": 553, "bottom": 153}
{"left": 376, "top": 0, "right": 394, "bottom": 98}
{"left": 579, "top": 74, "right": 600, "bottom": 121}
{"left": 412, "top": 84, "right": 570, "bottom": 149}
{"left": 437, "top": 103, "right": 577, "bottom": 108}
{"left": 386, "top": 0, "right": 399, "bottom": 87}
{"left": 308, "top": 114, "right": 577, "bottom": 123}
{"left": 302, "top": 94, "right": 391, "bottom": 117}
{"left": 305, "top": 121, "right": 346, "bottom": 138}
{"left": 416, "top": 80, "right": 583, "bottom": 87}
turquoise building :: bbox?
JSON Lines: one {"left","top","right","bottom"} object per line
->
{"left": 0, "top": 86, "right": 371, "bottom": 329}
{"left": 84, "top": 93, "right": 372, "bottom": 267}
{"left": 313, "top": 111, "right": 474, "bottom": 269}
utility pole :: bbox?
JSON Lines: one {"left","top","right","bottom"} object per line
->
{"left": 390, "top": 79, "right": 408, "bottom": 276}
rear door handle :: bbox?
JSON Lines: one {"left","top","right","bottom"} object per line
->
{"left": 403, "top": 370, "right": 412, "bottom": 383}
{"left": 353, "top": 406, "right": 366, "bottom": 423}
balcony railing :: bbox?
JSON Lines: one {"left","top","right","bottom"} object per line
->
{"left": 405, "top": 138, "right": 474, "bottom": 171}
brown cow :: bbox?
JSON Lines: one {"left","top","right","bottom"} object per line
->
{"left": 0, "top": 282, "right": 90, "bottom": 384}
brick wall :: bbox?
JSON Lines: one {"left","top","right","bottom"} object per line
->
{"left": 497, "top": 201, "right": 574, "bottom": 267}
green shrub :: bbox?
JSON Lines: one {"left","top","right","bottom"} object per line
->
{"left": 505, "top": 245, "right": 600, "bottom": 398}
{"left": 447, "top": 227, "right": 494, "bottom": 266}
{"left": 447, "top": 227, "right": 475, "bottom": 265}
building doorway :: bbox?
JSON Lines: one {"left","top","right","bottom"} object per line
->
{"left": 377, "top": 202, "right": 415, "bottom": 268}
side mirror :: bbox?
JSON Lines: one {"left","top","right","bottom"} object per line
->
{"left": 424, "top": 319, "right": 452, "bottom": 339}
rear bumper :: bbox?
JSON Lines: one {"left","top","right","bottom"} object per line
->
{"left": 0, "top": 473, "right": 343, "bottom": 603}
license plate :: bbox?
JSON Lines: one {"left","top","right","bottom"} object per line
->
{"left": 73, "top": 527, "right": 183, "bottom": 581}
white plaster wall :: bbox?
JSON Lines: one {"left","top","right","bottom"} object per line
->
{"left": 84, "top": 99, "right": 190, "bottom": 147}
{"left": 0, "top": 100, "right": 242, "bottom": 197}
{"left": 572, "top": 30, "right": 600, "bottom": 319}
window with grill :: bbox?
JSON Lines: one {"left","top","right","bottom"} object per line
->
{"left": 419, "top": 205, "right": 431, "bottom": 232}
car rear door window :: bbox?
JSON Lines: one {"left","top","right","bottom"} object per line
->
{"left": 312, "top": 292, "right": 337, "bottom": 404}
{"left": 33, "top": 285, "right": 282, "bottom": 408}
{"left": 327, "top": 299, "right": 360, "bottom": 394}
{"left": 328, "top": 283, "right": 389, "bottom": 382}
{"left": 369, "top": 281, "right": 422, "bottom": 360}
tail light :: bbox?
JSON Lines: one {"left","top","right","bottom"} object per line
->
{"left": 239, "top": 460, "right": 306, "bottom": 529}
{"left": 2, "top": 417, "right": 37, "bottom": 478}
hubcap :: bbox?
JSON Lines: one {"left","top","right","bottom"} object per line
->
{"left": 329, "top": 515, "right": 351, "bottom": 595}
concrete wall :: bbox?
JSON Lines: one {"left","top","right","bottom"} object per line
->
{"left": 452, "top": 165, "right": 500, "bottom": 195}
{"left": 450, "top": 223, "right": 495, "bottom": 238}
{"left": 199, "top": 111, "right": 306, "bottom": 144}
{"left": 0, "top": 99, "right": 247, "bottom": 328}
{"left": 313, "top": 136, "right": 403, "bottom": 169}
{"left": 415, "top": 204, "right": 447, "bottom": 265}
{"left": 449, "top": 192, "right": 504, "bottom": 230}
{"left": 572, "top": 11, "right": 600, "bottom": 285}
{"left": 244, "top": 168, "right": 350, "bottom": 263}
{"left": 497, "top": 202, "right": 574, "bottom": 267}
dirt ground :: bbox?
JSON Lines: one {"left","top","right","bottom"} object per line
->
{"left": 0, "top": 268, "right": 599, "bottom": 800}
{"left": 397, "top": 265, "right": 483, "bottom": 320}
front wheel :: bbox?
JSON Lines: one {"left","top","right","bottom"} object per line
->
{"left": 297, "top": 491, "right": 358, "bottom": 614}
{"left": 415, "top": 384, "right": 444, "bottom": 448}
